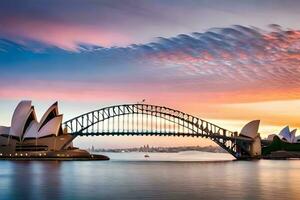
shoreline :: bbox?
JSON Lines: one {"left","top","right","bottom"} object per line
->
{"left": 0, "top": 154, "right": 110, "bottom": 161}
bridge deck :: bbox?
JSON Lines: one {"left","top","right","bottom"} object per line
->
{"left": 72, "top": 131, "right": 253, "bottom": 142}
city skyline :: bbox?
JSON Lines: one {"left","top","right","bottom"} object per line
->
{"left": 1, "top": 0, "right": 300, "bottom": 148}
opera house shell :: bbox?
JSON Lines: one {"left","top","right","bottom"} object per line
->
{"left": 267, "top": 126, "right": 299, "bottom": 143}
{"left": 238, "top": 120, "right": 261, "bottom": 157}
{"left": 262, "top": 126, "right": 300, "bottom": 158}
{"left": 0, "top": 101, "right": 108, "bottom": 160}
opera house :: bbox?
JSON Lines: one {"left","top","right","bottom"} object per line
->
{"left": 262, "top": 126, "right": 300, "bottom": 158}
{"left": 0, "top": 101, "right": 109, "bottom": 160}
{"left": 266, "top": 126, "right": 299, "bottom": 143}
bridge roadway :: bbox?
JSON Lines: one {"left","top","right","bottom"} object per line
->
{"left": 63, "top": 104, "right": 254, "bottom": 159}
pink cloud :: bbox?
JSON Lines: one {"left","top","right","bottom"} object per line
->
{"left": 1, "top": 25, "right": 300, "bottom": 108}
{"left": 145, "top": 26, "right": 300, "bottom": 96}
{"left": 0, "top": 17, "right": 130, "bottom": 50}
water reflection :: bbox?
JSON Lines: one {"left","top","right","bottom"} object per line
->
{"left": 0, "top": 161, "right": 63, "bottom": 200}
{"left": 0, "top": 153, "right": 300, "bottom": 199}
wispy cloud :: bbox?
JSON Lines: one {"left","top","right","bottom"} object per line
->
{"left": 1, "top": 25, "right": 300, "bottom": 104}
{"left": 1, "top": 0, "right": 300, "bottom": 49}
{"left": 142, "top": 25, "right": 300, "bottom": 92}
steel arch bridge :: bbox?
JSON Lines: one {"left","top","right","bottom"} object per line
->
{"left": 63, "top": 104, "right": 253, "bottom": 159}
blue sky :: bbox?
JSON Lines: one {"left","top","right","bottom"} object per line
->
{"left": 1, "top": 0, "right": 300, "bottom": 148}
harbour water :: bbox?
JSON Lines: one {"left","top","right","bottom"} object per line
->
{"left": 0, "top": 151, "right": 300, "bottom": 200}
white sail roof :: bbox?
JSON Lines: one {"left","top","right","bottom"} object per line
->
{"left": 239, "top": 120, "right": 260, "bottom": 139}
{"left": 38, "top": 102, "right": 58, "bottom": 131}
{"left": 0, "top": 101, "right": 64, "bottom": 140}
{"left": 290, "top": 129, "right": 297, "bottom": 143}
{"left": 278, "top": 126, "right": 292, "bottom": 142}
{"left": 9, "top": 101, "right": 33, "bottom": 138}
{"left": 267, "top": 134, "right": 276, "bottom": 141}
{"left": 37, "top": 115, "right": 63, "bottom": 138}
{"left": 23, "top": 120, "right": 39, "bottom": 139}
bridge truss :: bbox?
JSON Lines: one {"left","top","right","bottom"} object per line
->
{"left": 63, "top": 104, "right": 252, "bottom": 159}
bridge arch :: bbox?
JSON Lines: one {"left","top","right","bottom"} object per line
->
{"left": 63, "top": 104, "right": 252, "bottom": 158}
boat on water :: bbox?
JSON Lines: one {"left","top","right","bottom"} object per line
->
{"left": 144, "top": 154, "right": 150, "bottom": 158}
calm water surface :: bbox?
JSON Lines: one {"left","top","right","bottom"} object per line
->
{"left": 0, "top": 151, "right": 299, "bottom": 200}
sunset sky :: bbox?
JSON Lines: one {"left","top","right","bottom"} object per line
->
{"left": 1, "top": 0, "right": 300, "bottom": 148}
